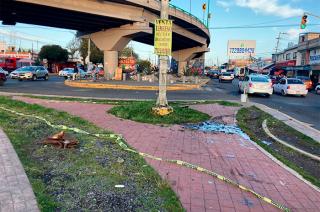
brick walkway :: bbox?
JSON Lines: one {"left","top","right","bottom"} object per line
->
{"left": 0, "top": 128, "right": 39, "bottom": 212}
{"left": 14, "top": 97, "right": 320, "bottom": 212}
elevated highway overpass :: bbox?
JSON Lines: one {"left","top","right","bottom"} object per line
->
{"left": 0, "top": 0, "right": 211, "bottom": 76}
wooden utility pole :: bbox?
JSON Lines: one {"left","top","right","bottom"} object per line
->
{"left": 156, "top": 0, "right": 170, "bottom": 108}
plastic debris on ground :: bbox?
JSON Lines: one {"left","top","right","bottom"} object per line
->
{"left": 185, "top": 121, "right": 251, "bottom": 140}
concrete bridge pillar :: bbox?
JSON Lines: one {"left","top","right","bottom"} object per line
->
{"left": 104, "top": 51, "right": 118, "bottom": 79}
{"left": 172, "top": 45, "right": 209, "bottom": 76}
{"left": 178, "top": 61, "right": 187, "bottom": 76}
{"left": 86, "top": 22, "right": 152, "bottom": 79}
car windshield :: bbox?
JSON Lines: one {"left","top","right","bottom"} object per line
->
{"left": 16, "top": 66, "right": 36, "bottom": 72}
{"left": 288, "top": 79, "right": 304, "bottom": 84}
{"left": 223, "top": 73, "right": 231, "bottom": 76}
{"left": 251, "top": 77, "right": 269, "bottom": 82}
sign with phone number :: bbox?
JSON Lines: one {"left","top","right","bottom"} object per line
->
{"left": 229, "top": 48, "right": 255, "bottom": 54}
{"left": 227, "top": 40, "right": 256, "bottom": 57}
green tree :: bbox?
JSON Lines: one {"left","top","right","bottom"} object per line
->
{"left": 137, "top": 59, "right": 152, "bottom": 74}
{"left": 120, "top": 46, "right": 139, "bottom": 59}
{"left": 38, "top": 45, "right": 69, "bottom": 63}
{"left": 79, "top": 38, "right": 103, "bottom": 64}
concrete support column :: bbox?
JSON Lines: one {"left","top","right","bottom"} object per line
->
{"left": 178, "top": 61, "right": 187, "bottom": 76}
{"left": 104, "top": 50, "right": 118, "bottom": 79}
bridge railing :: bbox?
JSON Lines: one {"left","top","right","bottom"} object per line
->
{"left": 169, "top": 3, "right": 208, "bottom": 29}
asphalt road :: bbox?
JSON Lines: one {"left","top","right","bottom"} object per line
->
{"left": 1, "top": 76, "right": 319, "bottom": 130}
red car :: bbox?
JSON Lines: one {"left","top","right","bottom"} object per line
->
{"left": 0, "top": 72, "right": 6, "bottom": 86}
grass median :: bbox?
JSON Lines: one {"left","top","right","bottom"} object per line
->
{"left": 108, "top": 101, "right": 211, "bottom": 125}
{"left": 0, "top": 97, "right": 183, "bottom": 211}
{"left": 237, "top": 106, "right": 320, "bottom": 188}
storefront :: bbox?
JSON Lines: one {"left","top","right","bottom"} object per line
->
{"left": 309, "top": 48, "right": 320, "bottom": 85}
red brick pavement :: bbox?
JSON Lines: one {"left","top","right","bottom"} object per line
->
{"left": 14, "top": 97, "right": 320, "bottom": 212}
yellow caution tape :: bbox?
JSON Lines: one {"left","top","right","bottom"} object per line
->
{"left": 0, "top": 106, "right": 290, "bottom": 212}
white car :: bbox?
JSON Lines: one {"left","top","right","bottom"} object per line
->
{"left": 219, "top": 72, "right": 234, "bottom": 82}
{"left": 59, "top": 68, "right": 87, "bottom": 79}
{"left": 238, "top": 75, "right": 273, "bottom": 97}
{"left": 0, "top": 67, "right": 8, "bottom": 77}
{"left": 273, "top": 78, "right": 308, "bottom": 97}
{"left": 59, "top": 68, "right": 74, "bottom": 78}
{"left": 315, "top": 84, "right": 320, "bottom": 95}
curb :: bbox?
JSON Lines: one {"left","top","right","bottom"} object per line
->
{"left": 262, "top": 119, "right": 320, "bottom": 161}
{"left": 248, "top": 102, "right": 320, "bottom": 143}
{"left": 64, "top": 79, "right": 209, "bottom": 91}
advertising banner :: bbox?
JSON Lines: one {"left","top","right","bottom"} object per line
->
{"left": 310, "top": 49, "right": 320, "bottom": 65}
{"left": 154, "top": 19, "right": 173, "bottom": 56}
{"left": 227, "top": 40, "right": 256, "bottom": 57}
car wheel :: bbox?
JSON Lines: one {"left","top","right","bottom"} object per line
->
{"left": 281, "top": 90, "right": 286, "bottom": 96}
{"left": 18, "top": 79, "right": 22, "bottom": 81}
{"left": 32, "top": 75, "right": 37, "bottom": 81}
{"left": 265, "top": 94, "right": 270, "bottom": 98}
{"left": 64, "top": 76, "right": 68, "bottom": 80}
{"left": 301, "top": 95, "right": 306, "bottom": 97}
{"left": 44, "top": 74, "right": 49, "bottom": 81}
{"left": 316, "top": 89, "right": 320, "bottom": 95}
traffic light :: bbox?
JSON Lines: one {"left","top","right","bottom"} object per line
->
{"left": 300, "top": 14, "right": 308, "bottom": 29}
{"left": 202, "top": 3, "right": 206, "bottom": 11}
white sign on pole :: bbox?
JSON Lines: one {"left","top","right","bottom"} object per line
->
{"left": 227, "top": 40, "right": 256, "bottom": 57}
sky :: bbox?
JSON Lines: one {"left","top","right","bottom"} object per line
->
{"left": 0, "top": 0, "right": 320, "bottom": 65}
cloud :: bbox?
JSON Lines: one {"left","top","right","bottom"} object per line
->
{"left": 286, "top": 28, "right": 305, "bottom": 40}
{"left": 234, "top": 0, "right": 304, "bottom": 18}
{"left": 217, "top": 0, "right": 232, "bottom": 12}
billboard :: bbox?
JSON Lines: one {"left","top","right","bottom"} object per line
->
{"left": 227, "top": 40, "right": 256, "bottom": 57}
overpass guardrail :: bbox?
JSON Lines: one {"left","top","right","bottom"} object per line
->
{"left": 169, "top": 3, "right": 208, "bottom": 29}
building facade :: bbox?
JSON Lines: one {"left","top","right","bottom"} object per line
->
{"left": 272, "top": 32, "right": 320, "bottom": 83}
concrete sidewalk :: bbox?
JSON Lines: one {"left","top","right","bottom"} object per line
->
{"left": 251, "top": 102, "right": 320, "bottom": 143}
{"left": 14, "top": 96, "right": 320, "bottom": 212}
{"left": 0, "top": 129, "right": 39, "bottom": 212}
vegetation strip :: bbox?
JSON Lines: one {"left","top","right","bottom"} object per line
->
{"left": 108, "top": 101, "right": 210, "bottom": 125}
{"left": 237, "top": 106, "right": 320, "bottom": 188}
{"left": 0, "top": 105, "right": 290, "bottom": 212}
{"left": 263, "top": 120, "right": 320, "bottom": 161}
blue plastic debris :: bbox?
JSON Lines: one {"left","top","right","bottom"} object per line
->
{"left": 186, "top": 121, "right": 251, "bottom": 140}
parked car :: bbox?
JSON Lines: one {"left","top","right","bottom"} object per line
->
{"left": 219, "top": 72, "right": 234, "bottom": 82}
{"left": 296, "top": 76, "right": 313, "bottom": 90}
{"left": 273, "top": 78, "right": 308, "bottom": 97}
{"left": 10, "top": 66, "right": 49, "bottom": 81}
{"left": 0, "top": 72, "right": 6, "bottom": 86}
{"left": 0, "top": 67, "right": 8, "bottom": 77}
{"left": 207, "top": 70, "right": 219, "bottom": 78}
{"left": 238, "top": 75, "right": 273, "bottom": 97}
{"left": 315, "top": 83, "right": 320, "bottom": 95}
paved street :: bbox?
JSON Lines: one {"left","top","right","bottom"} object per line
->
{"left": 1, "top": 76, "right": 319, "bottom": 130}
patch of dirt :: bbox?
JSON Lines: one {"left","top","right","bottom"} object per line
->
{"left": 242, "top": 108, "right": 320, "bottom": 179}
